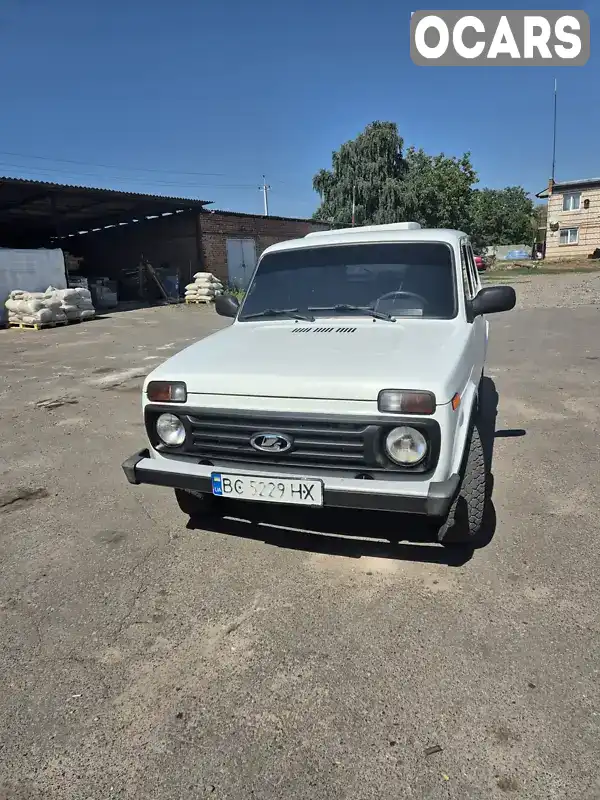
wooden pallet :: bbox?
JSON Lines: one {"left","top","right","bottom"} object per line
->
{"left": 185, "top": 298, "right": 214, "bottom": 305}
{"left": 9, "top": 319, "right": 68, "bottom": 331}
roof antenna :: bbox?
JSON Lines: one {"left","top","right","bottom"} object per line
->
{"left": 551, "top": 78, "right": 558, "bottom": 184}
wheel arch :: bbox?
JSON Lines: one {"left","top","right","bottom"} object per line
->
{"left": 448, "top": 378, "right": 480, "bottom": 476}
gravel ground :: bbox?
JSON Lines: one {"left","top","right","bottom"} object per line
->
{"left": 0, "top": 274, "right": 599, "bottom": 800}
{"left": 488, "top": 269, "right": 600, "bottom": 309}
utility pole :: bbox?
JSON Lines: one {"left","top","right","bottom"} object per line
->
{"left": 260, "top": 175, "right": 271, "bottom": 216}
{"left": 351, "top": 184, "right": 356, "bottom": 227}
{"left": 551, "top": 78, "right": 558, "bottom": 183}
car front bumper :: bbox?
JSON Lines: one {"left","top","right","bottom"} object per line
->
{"left": 122, "top": 449, "right": 460, "bottom": 518}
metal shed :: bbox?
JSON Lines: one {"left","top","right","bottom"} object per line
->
{"left": 0, "top": 177, "right": 210, "bottom": 247}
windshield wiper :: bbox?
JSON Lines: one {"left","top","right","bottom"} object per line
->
{"left": 242, "top": 307, "right": 315, "bottom": 322}
{"left": 307, "top": 304, "right": 395, "bottom": 322}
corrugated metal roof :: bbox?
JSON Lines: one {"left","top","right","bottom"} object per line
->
{"left": 204, "top": 208, "right": 327, "bottom": 225}
{"left": 536, "top": 176, "right": 600, "bottom": 198}
{"left": 0, "top": 176, "right": 212, "bottom": 244}
{"left": 0, "top": 175, "right": 211, "bottom": 205}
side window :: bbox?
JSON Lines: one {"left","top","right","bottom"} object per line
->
{"left": 467, "top": 244, "right": 481, "bottom": 293}
{"left": 460, "top": 243, "right": 476, "bottom": 301}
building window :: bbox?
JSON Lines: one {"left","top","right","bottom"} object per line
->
{"left": 559, "top": 227, "right": 579, "bottom": 245}
{"left": 562, "top": 192, "right": 581, "bottom": 211}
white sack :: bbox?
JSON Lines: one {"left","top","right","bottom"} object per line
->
{"left": 9, "top": 308, "right": 54, "bottom": 324}
{"left": 5, "top": 299, "right": 43, "bottom": 314}
{"left": 34, "top": 308, "right": 54, "bottom": 323}
{"left": 42, "top": 298, "right": 62, "bottom": 312}
{"left": 46, "top": 286, "right": 79, "bottom": 300}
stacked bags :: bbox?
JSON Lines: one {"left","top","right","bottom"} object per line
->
{"left": 5, "top": 286, "right": 96, "bottom": 327}
{"left": 184, "top": 272, "right": 224, "bottom": 303}
{"left": 47, "top": 286, "right": 96, "bottom": 321}
{"left": 5, "top": 290, "right": 66, "bottom": 327}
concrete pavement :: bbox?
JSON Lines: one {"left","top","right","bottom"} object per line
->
{"left": 0, "top": 283, "right": 598, "bottom": 799}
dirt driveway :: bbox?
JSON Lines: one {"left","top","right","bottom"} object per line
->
{"left": 1, "top": 275, "right": 599, "bottom": 800}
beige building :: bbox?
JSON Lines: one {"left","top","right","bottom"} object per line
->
{"left": 537, "top": 177, "right": 600, "bottom": 259}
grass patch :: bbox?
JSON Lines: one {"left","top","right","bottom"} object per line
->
{"left": 223, "top": 284, "right": 246, "bottom": 302}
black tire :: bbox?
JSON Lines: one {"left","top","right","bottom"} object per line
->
{"left": 438, "top": 422, "right": 486, "bottom": 546}
{"left": 174, "top": 488, "right": 217, "bottom": 519}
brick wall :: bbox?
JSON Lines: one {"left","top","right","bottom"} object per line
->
{"left": 199, "top": 211, "right": 329, "bottom": 283}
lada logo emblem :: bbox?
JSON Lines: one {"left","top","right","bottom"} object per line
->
{"left": 250, "top": 432, "right": 293, "bottom": 454}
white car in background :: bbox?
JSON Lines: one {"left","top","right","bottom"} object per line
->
{"left": 123, "top": 222, "right": 516, "bottom": 546}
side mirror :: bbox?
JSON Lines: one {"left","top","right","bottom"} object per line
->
{"left": 215, "top": 294, "right": 239, "bottom": 318}
{"left": 472, "top": 285, "right": 516, "bottom": 317}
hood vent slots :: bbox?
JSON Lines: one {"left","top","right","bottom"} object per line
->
{"left": 291, "top": 327, "right": 357, "bottom": 334}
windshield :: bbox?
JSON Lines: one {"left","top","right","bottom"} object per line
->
{"left": 237, "top": 242, "right": 457, "bottom": 321}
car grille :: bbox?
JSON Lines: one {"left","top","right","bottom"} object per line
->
{"left": 184, "top": 412, "right": 370, "bottom": 470}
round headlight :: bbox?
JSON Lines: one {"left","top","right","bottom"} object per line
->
{"left": 156, "top": 413, "right": 185, "bottom": 446}
{"left": 385, "top": 426, "right": 427, "bottom": 466}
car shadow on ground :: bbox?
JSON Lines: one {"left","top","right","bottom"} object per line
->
{"left": 188, "top": 378, "right": 513, "bottom": 568}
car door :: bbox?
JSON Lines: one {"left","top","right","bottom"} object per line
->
{"left": 458, "top": 238, "right": 486, "bottom": 404}
{"left": 464, "top": 240, "right": 487, "bottom": 379}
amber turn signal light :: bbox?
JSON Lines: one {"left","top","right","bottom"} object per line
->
{"left": 378, "top": 389, "right": 436, "bottom": 415}
{"left": 147, "top": 381, "right": 187, "bottom": 403}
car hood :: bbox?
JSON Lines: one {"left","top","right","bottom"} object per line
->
{"left": 146, "top": 319, "right": 468, "bottom": 404}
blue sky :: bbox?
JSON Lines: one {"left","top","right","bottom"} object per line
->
{"left": 0, "top": 0, "right": 597, "bottom": 218}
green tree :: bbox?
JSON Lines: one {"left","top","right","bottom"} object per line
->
{"left": 312, "top": 121, "right": 477, "bottom": 229}
{"left": 469, "top": 187, "right": 534, "bottom": 251}
{"left": 312, "top": 121, "right": 408, "bottom": 226}
{"left": 312, "top": 121, "right": 534, "bottom": 250}
{"left": 402, "top": 147, "right": 477, "bottom": 230}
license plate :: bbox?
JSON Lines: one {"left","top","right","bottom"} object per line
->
{"left": 211, "top": 472, "right": 323, "bottom": 507}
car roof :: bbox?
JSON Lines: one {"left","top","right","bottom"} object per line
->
{"left": 262, "top": 223, "right": 469, "bottom": 256}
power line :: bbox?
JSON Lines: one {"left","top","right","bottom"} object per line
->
{"left": 0, "top": 149, "right": 232, "bottom": 177}
{"left": 0, "top": 161, "right": 261, "bottom": 190}
{"left": 0, "top": 149, "right": 292, "bottom": 186}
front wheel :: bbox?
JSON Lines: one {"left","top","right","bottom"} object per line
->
{"left": 438, "top": 422, "right": 486, "bottom": 546}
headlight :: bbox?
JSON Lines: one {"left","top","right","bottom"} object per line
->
{"left": 156, "top": 413, "right": 186, "bottom": 446}
{"left": 385, "top": 426, "right": 427, "bottom": 466}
